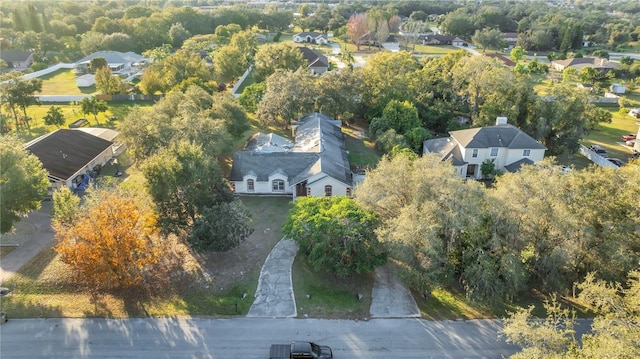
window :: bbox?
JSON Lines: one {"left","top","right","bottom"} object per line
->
{"left": 272, "top": 179, "right": 285, "bottom": 192}
{"left": 490, "top": 148, "right": 499, "bottom": 157}
{"left": 247, "top": 179, "right": 254, "bottom": 192}
{"left": 523, "top": 149, "right": 531, "bottom": 157}
{"left": 307, "top": 187, "right": 311, "bottom": 196}
{"left": 472, "top": 149, "right": 478, "bottom": 158}
{"left": 324, "top": 185, "right": 332, "bottom": 197}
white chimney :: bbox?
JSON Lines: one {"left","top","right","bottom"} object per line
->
{"left": 496, "top": 117, "right": 508, "bottom": 126}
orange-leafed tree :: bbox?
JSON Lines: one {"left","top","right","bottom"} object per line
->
{"left": 53, "top": 190, "right": 162, "bottom": 290}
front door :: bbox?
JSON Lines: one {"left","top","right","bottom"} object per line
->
{"left": 466, "top": 164, "right": 477, "bottom": 178}
{"left": 296, "top": 181, "right": 307, "bottom": 197}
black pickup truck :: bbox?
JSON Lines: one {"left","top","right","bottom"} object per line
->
{"left": 269, "top": 341, "right": 333, "bottom": 359}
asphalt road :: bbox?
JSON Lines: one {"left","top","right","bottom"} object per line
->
{"left": 0, "top": 317, "right": 522, "bottom": 358}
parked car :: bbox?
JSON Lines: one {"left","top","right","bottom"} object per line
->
{"left": 589, "top": 144, "right": 608, "bottom": 158}
{"left": 607, "top": 158, "right": 624, "bottom": 167}
{"left": 622, "top": 134, "right": 637, "bottom": 141}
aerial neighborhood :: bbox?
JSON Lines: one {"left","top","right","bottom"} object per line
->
{"left": 1, "top": 0, "right": 640, "bottom": 357}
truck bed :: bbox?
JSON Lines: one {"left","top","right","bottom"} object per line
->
{"left": 269, "top": 344, "right": 290, "bottom": 359}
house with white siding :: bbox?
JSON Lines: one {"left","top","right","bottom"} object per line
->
{"left": 230, "top": 113, "right": 353, "bottom": 198}
{"left": 423, "top": 117, "right": 547, "bottom": 179}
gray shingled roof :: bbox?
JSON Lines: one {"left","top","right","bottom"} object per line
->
{"left": 504, "top": 158, "right": 534, "bottom": 172}
{"left": 75, "top": 51, "right": 145, "bottom": 66}
{"left": 423, "top": 137, "right": 466, "bottom": 166}
{"left": 0, "top": 49, "right": 32, "bottom": 62}
{"left": 297, "top": 47, "right": 328, "bottom": 69}
{"left": 245, "top": 132, "right": 293, "bottom": 153}
{"left": 230, "top": 113, "right": 352, "bottom": 186}
{"left": 450, "top": 124, "right": 546, "bottom": 150}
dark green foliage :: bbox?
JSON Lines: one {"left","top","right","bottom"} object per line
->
{"left": 283, "top": 196, "right": 387, "bottom": 277}
{"left": 142, "top": 141, "right": 234, "bottom": 235}
{"left": 188, "top": 200, "right": 254, "bottom": 252}
{"left": 0, "top": 136, "right": 49, "bottom": 233}
{"left": 43, "top": 106, "right": 65, "bottom": 127}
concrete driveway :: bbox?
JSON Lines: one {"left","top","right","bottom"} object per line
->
{"left": 247, "top": 239, "right": 420, "bottom": 318}
{"left": 0, "top": 202, "right": 54, "bottom": 285}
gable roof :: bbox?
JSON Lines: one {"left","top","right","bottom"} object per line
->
{"left": 0, "top": 49, "right": 32, "bottom": 62}
{"left": 484, "top": 53, "right": 516, "bottom": 67}
{"left": 230, "top": 113, "right": 352, "bottom": 187}
{"left": 423, "top": 137, "right": 466, "bottom": 166}
{"left": 25, "top": 129, "right": 113, "bottom": 181}
{"left": 75, "top": 51, "right": 145, "bottom": 66}
{"left": 451, "top": 124, "right": 546, "bottom": 150}
{"left": 294, "top": 31, "right": 326, "bottom": 39}
{"left": 297, "top": 47, "right": 328, "bottom": 69}
{"left": 552, "top": 57, "right": 620, "bottom": 70}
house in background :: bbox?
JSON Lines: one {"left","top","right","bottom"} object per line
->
{"left": 25, "top": 128, "right": 122, "bottom": 191}
{"left": 483, "top": 53, "right": 516, "bottom": 67}
{"left": 551, "top": 57, "right": 620, "bottom": 73}
{"left": 503, "top": 32, "right": 518, "bottom": 49}
{"left": 74, "top": 51, "right": 146, "bottom": 75}
{"left": 0, "top": 49, "right": 34, "bottom": 69}
{"left": 293, "top": 32, "right": 328, "bottom": 45}
{"left": 423, "top": 117, "right": 547, "bottom": 179}
{"left": 421, "top": 34, "right": 464, "bottom": 46}
{"left": 298, "top": 47, "right": 329, "bottom": 75}
{"left": 230, "top": 113, "right": 352, "bottom": 198}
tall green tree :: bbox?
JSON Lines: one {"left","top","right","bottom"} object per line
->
{"left": 253, "top": 43, "right": 306, "bottom": 82}
{"left": 43, "top": 106, "right": 65, "bottom": 128}
{"left": 0, "top": 71, "right": 42, "bottom": 130}
{"left": 79, "top": 96, "right": 108, "bottom": 125}
{"left": 472, "top": 27, "right": 506, "bottom": 52}
{"left": 501, "top": 268, "right": 640, "bottom": 358}
{"left": 256, "top": 69, "right": 315, "bottom": 127}
{"left": 283, "top": 196, "right": 387, "bottom": 277}
{"left": 0, "top": 135, "right": 49, "bottom": 233}
{"left": 94, "top": 67, "right": 123, "bottom": 95}
{"left": 142, "top": 141, "right": 234, "bottom": 236}
{"left": 355, "top": 153, "right": 484, "bottom": 293}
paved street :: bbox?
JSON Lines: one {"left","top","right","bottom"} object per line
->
{"left": 0, "top": 317, "right": 523, "bottom": 358}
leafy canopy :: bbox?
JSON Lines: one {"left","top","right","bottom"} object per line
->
{"left": 283, "top": 196, "right": 387, "bottom": 277}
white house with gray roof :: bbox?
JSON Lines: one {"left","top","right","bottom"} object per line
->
{"left": 423, "top": 117, "right": 546, "bottom": 179}
{"left": 74, "top": 51, "right": 146, "bottom": 75}
{"left": 230, "top": 113, "right": 353, "bottom": 198}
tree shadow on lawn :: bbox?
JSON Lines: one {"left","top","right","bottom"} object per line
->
{"left": 1, "top": 296, "right": 63, "bottom": 318}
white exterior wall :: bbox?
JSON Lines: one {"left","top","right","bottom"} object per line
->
{"left": 234, "top": 173, "right": 293, "bottom": 195}
{"left": 504, "top": 148, "right": 545, "bottom": 165}
{"left": 306, "top": 175, "right": 350, "bottom": 197}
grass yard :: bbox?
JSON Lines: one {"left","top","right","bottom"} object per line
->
{"left": 38, "top": 69, "right": 96, "bottom": 95}
{"left": 0, "top": 196, "right": 291, "bottom": 318}
{"left": 342, "top": 121, "right": 380, "bottom": 170}
{"left": 581, "top": 105, "right": 640, "bottom": 164}
{"left": 292, "top": 256, "right": 373, "bottom": 319}
{"left": 10, "top": 102, "right": 153, "bottom": 142}
{"left": 412, "top": 44, "right": 459, "bottom": 56}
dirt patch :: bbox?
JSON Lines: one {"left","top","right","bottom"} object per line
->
{"left": 175, "top": 196, "right": 293, "bottom": 294}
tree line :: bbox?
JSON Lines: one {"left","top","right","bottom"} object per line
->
{"left": 285, "top": 151, "right": 640, "bottom": 311}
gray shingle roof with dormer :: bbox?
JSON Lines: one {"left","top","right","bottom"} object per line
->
{"left": 229, "top": 113, "right": 352, "bottom": 187}
{"left": 451, "top": 124, "right": 546, "bottom": 150}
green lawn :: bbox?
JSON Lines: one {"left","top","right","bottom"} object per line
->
{"left": 38, "top": 69, "right": 96, "bottom": 95}
{"left": 292, "top": 256, "right": 373, "bottom": 319}
{"left": 581, "top": 105, "right": 639, "bottom": 164}
{"left": 10, "top": 102, "right": 153, "bottom": 142}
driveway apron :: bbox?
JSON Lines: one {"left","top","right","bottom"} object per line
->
{"left": 370, "top": 264, "right": 421, "bottom": 318}
{"left": 246, "top": 239, "right": 298, "bottom": 318}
